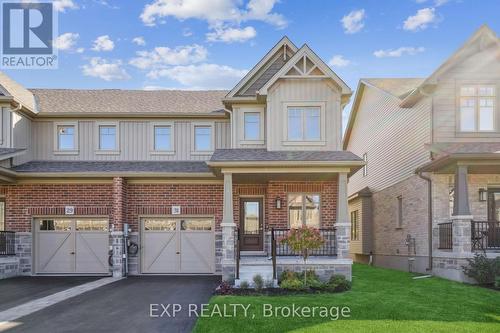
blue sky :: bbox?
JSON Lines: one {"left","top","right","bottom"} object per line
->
{"left": 3, "top": 0, "right": 500, "bottom": 123}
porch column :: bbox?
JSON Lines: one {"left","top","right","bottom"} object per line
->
{"left": 111, "top": 177, "right": 127, "bottom": 277}
{"left": 452, "top": 165, "right": 473, "bottom": 253}
{"left": 336, "top": 172, "right": 350, "bottom": 259}
{"left": 221, "top": 172, "right": 236, "bottom": 282}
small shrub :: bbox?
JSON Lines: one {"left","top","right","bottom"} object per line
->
{"left": 239, "top": 281, "right": 249, "bottom": 289}
{"left": 216, "top": 281, "right": 233, "bottom": 295}
{"left": 253, "top": 274, "right": 264, "bottom": 291}
{"left": 279, "top": 270, "right": 298, "bottom": 282}
{"left": 264, "top": 279, "right": 275, "bottom": 288}
{"left": 495, "top": 276, "right": 500, "bottom": 289}
{"left": 462, "top": 253, "right": 500, "bottom": 285}
{"left": 280, "top": 278, "right": 307, "bottom": 291}
{"left": 306, "top": 279, "right": 323, "bottom": 289}
{"left": 327, "top": 275, "right": 352, "bottom": 292}
{"left": 304, "top": 269, "right": 320, "bottom": 283}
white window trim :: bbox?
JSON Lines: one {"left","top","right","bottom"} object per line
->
{"left": 53, "top": 121, "right": 79, "bottom": 155}
{"left": 191, "top": 122, "right": 215, "bottom": 155}
{"left": 282, "top": 102, "right": 326, "bottom": 146}
{"left": 287, "top": 193, "right": 322, "bottom": 228}
{"left": 239, "top": 108, "right": 265, "bottom": 145}
{"left": 95, "top": 121, "right": 120, "bottom": 155}
{"left": 149, "top": 121, "right": 175, "bottom": 155}
{"left": 362, "top": 153, "right": 368, "bottom": 177}
{"left": 456, "top": 83, "right": 498, "bottom": 135}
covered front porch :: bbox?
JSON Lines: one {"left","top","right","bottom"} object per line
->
{"left": 207, "top": 149, "right": 364, "bottom": 284}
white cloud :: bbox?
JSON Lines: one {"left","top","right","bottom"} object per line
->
{"left": 373, "top": 46, "right": 425, "bottom": 58}
{"left": 129, "top": 44, "right": 207, "bottom": 70}
{"left": 53, "top": 0, "right": 78, "bottom": 12}
{"left": 415, "top": 0, "right": 449, "bottom": 5}
{"left": 146, "top": 64, "right": 248, "bottom": 89}
{"left": 403, "top": 8, "right": 437, "bottom": 31}
{"left": 341, "top": 9, "right": 366, "bottom": 34}
{"left": 82, "top": 57, "right": 130, "bottom": 81}
{"left": 206, "top": 26, "right": 256, "bottom": 43}
{"left": 328, "top": 55, "right": 351, "bottom": 67}
{"left": 92, "top": 35, "right": 115, "bottom": 52}
{"left": 140, "top": 0, "right": 287, "bottom": 28}
{"left": 53, "top": 32, "right": 83, "bottom": 53}
{"left": 182, "top": 28, "right": 193, "bottom": 37}
{"left": 132, "top": 37, "right": 146, "bottom": 46}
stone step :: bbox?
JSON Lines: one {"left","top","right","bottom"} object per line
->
{"left": 235, "top": 264, "right": 276, "bottom": 287}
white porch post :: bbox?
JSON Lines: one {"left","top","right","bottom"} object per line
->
{"left": 336, "top": 172, "right": 351, "bottom": 259}
{"left": 452, "top": 165, "right": 473, "bottom": 253}
{"left": 221, "top": 172, "right": 236, "bottom": 281}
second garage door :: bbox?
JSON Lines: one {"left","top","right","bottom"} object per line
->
{"left": 141, "top": 217, "right": 214, "bottom": 274}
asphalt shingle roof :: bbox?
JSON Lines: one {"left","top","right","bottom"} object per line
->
{"left": 210, "top": 149, "right": 362, "bottom": 162}
{"left": 431, "top": 142, "right": 500, "bottom": 155}
{"left": 13, "top": 161, "right": 211, "bottom": 173}
{"left": 0, "top": 148, "right": 25, "bottom": 156}
{"left": 29, "top": 89, "right": 228, "bottom": 115}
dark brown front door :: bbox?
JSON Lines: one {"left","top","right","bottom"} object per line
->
{"left": 488, "top": 189, "right": 500, "bottom": 221}
{"left": 240, "top": 198, "right": 263, "bottom": 251}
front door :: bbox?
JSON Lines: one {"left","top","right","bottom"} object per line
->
{"left": 488, "top": 190, "right": 500, "bottom": 221}
{"left": 240, "top": 198, "right": 263, "bottom": 251}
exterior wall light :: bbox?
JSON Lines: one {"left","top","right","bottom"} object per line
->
{"left": 275, "top": 197, "right": 282, "bottom": 209}
{"left": 478, "top": 188, "right": 487, "bottom": 202}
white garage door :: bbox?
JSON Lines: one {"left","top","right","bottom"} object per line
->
{"left": 35, "top": 218, "right": 109, "bottom": 274}
{"left": 141, "top": 217, "right": 214, "bottom": 274}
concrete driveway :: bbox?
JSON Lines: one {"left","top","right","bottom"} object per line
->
{"left": 4, "top": 276, "right": 220, "bottom": 333}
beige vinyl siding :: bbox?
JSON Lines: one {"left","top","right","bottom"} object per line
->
{"left": 347, "top": 86, "right": 431, "bottom": 195}
{"left": 12, "top": 112, "right": 32, "bottom": 165}
{"left": 267, "top": 79, "right": 342, "bottom": 151}
{"left": 433, "top": 46, "right": 500, "bottom": 143}
{"left": 30, "top": 119, "right": 230, "bottom": 161}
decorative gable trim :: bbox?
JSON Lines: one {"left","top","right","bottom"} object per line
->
{"left": 257, "top": 44, "right": 352, "bottom": 96}
{"left": 225, "top": 36, "right": 298, "bottom": 100}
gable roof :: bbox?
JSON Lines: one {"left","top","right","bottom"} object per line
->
{"left": 0, "top": 71, "right": 36, "bottom": 113}
{"left": 401, "top": 25, "right": 499, "bottom": 107}
{"left": 30, "top": 89, "right": 228, "bottom": 116}
{"left": 225, "top": 36, "right": 298, "bottom": 100}
{"left": 258, "top": 44, "right": 352, "bottom": 96}
{"left": 342, "top": 78, "right": 423, "bottom": 149}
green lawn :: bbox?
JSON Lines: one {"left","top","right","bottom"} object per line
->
{"left": 193, "top": 264, "right": 500, "bottom": 333}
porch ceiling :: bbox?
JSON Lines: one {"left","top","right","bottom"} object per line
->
{"left": 233, "top": 172, "right": 338, "bottom": 183}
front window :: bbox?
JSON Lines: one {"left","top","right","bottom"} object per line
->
{"left": 459, "top": 86, "right": 496, "bottom": 132}
{"left": 99, "top": 125, "right": 116, "bottom": 150}
{"left": 194, "top": 126, "right": 212, "bottom": 151}
{"left": 57, "top": 125, "right": 75, "bottom": 150}
{"left": 244, "top": 112, "right": 260, "bottom": 140}
{"left": 154, "top": 126, "right": 172, "bottom": 151}
{"left": 351, "top": 210, "right": 359, "bottom": 240}
{"left": 287, "top": 107, "right": 321, "bottom": 141}
{"left": 288, "top": 194, "right": 320, "bottom": 228}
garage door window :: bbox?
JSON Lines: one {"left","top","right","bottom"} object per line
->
{"left": 39, "top": 219, "right": 72, "bottom": 231}
{"left": 181, "top": 219, "right": 212, "bottom": 231}
{"left": 76, "top": 219, "right": 109, "bottom": 231}
{"left": 143, "top": 218, "right": 176, "bottom": 231}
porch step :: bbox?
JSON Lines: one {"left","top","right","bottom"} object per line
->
{"left": 235, "top": 264, "right": 277, "bottom": 288}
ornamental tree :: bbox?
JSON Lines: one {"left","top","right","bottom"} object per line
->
{"left": 280, "top": 226, "right": 325, "bottom": 284}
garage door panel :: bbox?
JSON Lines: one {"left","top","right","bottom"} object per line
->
{"left": 37, "top": 232, "right": 74, "bottom": 273}
{"left": 142, "top": 232, "right": 179, "bottom": 273}
{"left": 75, "top": 233, "right": 109, "bottom": 274}
{"left": 180, "top": 232, "right": 213, "bottom": 273}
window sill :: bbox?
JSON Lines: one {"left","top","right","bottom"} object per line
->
{"left": 150, "top": 151, "right": 175, "bottom": 155}
{"left": 53, "top": 150, "right": 79, "bottom": 155}
{"left": 282, "top": 140, "right": 326, "bottom": 146}
{"left": 240, "top": 140, "right": 265, "bottom": 145}
{"left": 191, "top": 151, "right": 214, "bottom": 155}
{"left": 455, "top": 131, "right": 500, "bottom": 138}
{"left": 95, "top": 150, "right": 120, "bottom": 155}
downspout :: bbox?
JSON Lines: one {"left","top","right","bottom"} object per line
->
{"left": 417, "top": 170, "right": 433, "bottom": 272}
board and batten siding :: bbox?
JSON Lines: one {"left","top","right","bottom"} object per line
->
{"left": 347, "top": 86, "right": 432, "bottom": 196}
{"left": 432, "top": 46, "right": 500, "bottom": 143}
{"left": 267, "top": 79, "right": 342, "bottom": 151}
{"left": 30, "top": 119, "right": 230, "bottom": 161}
{"left": 231, "top": 105, "right": 267, "bottom": 148}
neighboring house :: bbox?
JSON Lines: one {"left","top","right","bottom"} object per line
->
{"left": 0, "top": 37, "right": 363, "bottom": 283}
{"left": 344, "top": 25, "right": 500, "bottom": 282}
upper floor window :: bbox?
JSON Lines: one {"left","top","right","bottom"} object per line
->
{"left": 99, "top": 125, "right": 117, "bottom": 150}
{"left": 288, "top": 194, "right": 320, "bottom": 228}
{"left": 459, "top": 85, "right": 495, "bottom": 132}
{"left": 194, "top": 125, "right": 213, "bottom": 152}
{"left": 154, "top": 125, "right": 172, "bottom": 151}
{"left": 287, "top": 106, "right": 321, "bottom": 141}
{"left": 57, "top": 125, "right": 75, "bottom": 150}
{"left": 244, "top": 112, "right": 260, "bottom": 141}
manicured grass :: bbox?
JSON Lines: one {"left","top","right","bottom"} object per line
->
{"left": 193, "top": 264, "right": 500, "bottom": 333}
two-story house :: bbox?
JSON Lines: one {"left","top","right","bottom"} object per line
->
{"left": 0, "top": 37, "right": 363, "bottom": 284}
{"left": 344, "top": 25, "right": 500, "bottom": 282}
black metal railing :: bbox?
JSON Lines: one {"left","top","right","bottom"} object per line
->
{"left": 271, "top": 228, "right": 337, "bottom": 256}
{"left": 472, "top": 221, "right": 500, "bottom": 252}
{"left": 438, "top": 222, "right": 453, "bottom": 250}
{"left": 236, "top": 228, "right": 240, "bottom": 280}
{"left": 0, "top": 231, "right": 15, "bottom": 256}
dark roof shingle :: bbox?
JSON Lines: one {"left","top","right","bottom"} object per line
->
{"left": 0, "top": 148, "right": 25, "bottom": 157}
{"left": 210, "top": 149, "right": 362, "bottom": 162}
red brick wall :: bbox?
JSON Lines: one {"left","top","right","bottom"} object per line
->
{"left": 126, "top": 183, "right": 224, "bottom": 231}
{"left": 1, "top": 184, "right": 113, "bottom": 232}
